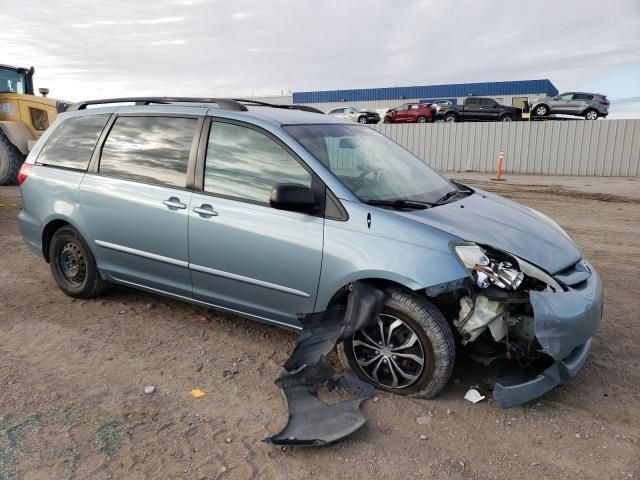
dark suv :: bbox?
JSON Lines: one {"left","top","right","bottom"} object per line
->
{"left": 384, "top": 103, "right": 434, "bottom": 123}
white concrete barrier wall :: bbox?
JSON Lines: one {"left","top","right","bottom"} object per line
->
{"left": 370, "top": 120, "right": 640, "bottom": 176}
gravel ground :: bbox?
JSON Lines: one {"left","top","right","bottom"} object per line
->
{"left": 1, "top": 175, "right": 639, "bottom": 480}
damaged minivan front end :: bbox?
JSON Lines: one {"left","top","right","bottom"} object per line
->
{"left": 450, "top": 242, "right": 603, "bottom": 408}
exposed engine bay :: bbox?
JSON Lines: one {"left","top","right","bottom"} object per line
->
{"left": 452, "top": 244, "right": 562, "bottom": 370}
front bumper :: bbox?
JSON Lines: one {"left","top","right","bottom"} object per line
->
{"left": 493, "top": 263, "right": 603, "bottom": 408}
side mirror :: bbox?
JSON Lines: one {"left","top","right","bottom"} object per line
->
{"left": 270, "top": 183, "right": 318, "bottom": 214}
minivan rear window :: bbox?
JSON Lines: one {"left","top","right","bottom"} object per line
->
{"left": 99, "top": 116, "right": 196, "bottom": 188}
{"left": 37, "top": 114, "right": 109, "bottom": 171}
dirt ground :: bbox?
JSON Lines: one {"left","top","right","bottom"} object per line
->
{"left": 1, "top": 174, "right": 639, "bottom": 480}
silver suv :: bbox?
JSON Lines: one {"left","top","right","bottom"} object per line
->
{"left": 17, "top": 97, "right": 602, "bottom": 409}
{"left": 530, "top": 92, "right": 609, "bottom": 120}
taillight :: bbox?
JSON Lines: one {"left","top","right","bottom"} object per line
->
{"left": 598, "top": 100, "right": 609, "bottom": 106}
{"left": 17, "top": 163, "right": 32, "bottom": 185}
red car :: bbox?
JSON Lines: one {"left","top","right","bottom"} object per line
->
{"left": 383, "top": 102, "right": 434, "bottom": 123}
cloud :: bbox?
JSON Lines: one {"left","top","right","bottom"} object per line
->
{"left": 232, "top": 12, "right": 253, "bottom": 20}
{"left": 72, "top": 17, "right": 186, "bottom": 28}
{"left": 1, "top": 0, "right": 638, "bottom": 110}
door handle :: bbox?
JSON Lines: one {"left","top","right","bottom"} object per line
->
{"left": 193, "top": 204, "right": 219, "bottom": 217}
{"left": 162, "top": 197, "right": 187, "bottom": 210}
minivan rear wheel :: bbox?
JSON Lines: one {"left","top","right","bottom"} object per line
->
{"left": 338, "top": 288, "right": 455, "bottom": 399}
{"left": 49, "top": 226, "right": 107, "bottom": 298}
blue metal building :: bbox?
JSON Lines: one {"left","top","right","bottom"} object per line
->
{"left": 293, "top": 79, "right": 558, "bottom": 104}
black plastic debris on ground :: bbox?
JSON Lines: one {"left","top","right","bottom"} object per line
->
{"left": 265, "top": 282, "right": 387, "bottom": 447}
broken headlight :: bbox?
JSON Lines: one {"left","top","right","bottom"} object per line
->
{"left": 454, "top": 244, "right": 524, "bottom": 291}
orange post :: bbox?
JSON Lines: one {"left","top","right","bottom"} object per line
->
{"left": 492, "top": 149, "right": 506, "bottom": 181}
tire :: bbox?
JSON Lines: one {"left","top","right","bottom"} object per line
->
{"left": 584, "top": 109, "right": 598, "bottom": 120}
{"left": 444, "top": 113, "right": 457, "bottom": 123}
{"left": 500, "top": 115, "right": 513, "bottom": 122}
{"left": 383, "top": 116, "right": 392, "bottom": 124}
{"left": 338, "top": 288, "right": 455, "bottom": 399}
{"left": 0, "top": 132, "right": 25, "bottom": 186}
{"left": 416, "top": 116, "right": 427, "bottom": 123}
{"left": 357, "top": 116, "right": 368, "bottom": 124}
{"left": 534, "top": 104, "right": 549, "bottom": 117}
{"left": 49, "top": 226, "right": 107, "bottom": 298}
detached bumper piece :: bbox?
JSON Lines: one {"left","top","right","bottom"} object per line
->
{"left": 264, "top": 282, "right": 387, "bottom": 447}
{"left": 493, "top": 339, "right": 592, "bottom": 408}
{"left": 494, "top": 264, "right": 603, "bottom": 408}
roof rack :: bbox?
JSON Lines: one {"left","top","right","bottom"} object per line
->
{"left": 67, "top": 97, "right": 249, "bottom": 112}
{"left": 233, "top": 99, "right": 325, "bottom": 114}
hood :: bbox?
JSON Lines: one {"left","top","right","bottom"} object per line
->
{"left": 396, "top": 191, "right": 581, "bottom": 274}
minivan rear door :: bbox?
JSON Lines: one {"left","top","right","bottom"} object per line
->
{"left": 79, "top": 114, "right": 200, "bottom": 297}
{"left": 188, "top": 119, "right": 324, "bottom": 328}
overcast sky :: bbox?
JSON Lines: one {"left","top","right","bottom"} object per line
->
{"left": 2, "top": 0, "right": 639, "bottom": 117}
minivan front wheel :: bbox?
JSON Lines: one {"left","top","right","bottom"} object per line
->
{"left": 49, "top": 226, "right": 106, "bottom": 298}
{"left": 338, "top": 289, "right": 455, "bottom": 398}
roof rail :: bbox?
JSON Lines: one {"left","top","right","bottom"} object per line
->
{"left": 233, "top": 99, "right": 325, "bottom": 114}
{"left": 67, "top": 97, "right": 248, "bottom": 112}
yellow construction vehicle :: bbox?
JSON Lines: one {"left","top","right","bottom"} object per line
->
{"left": 0, "top": 64, "right": 68, "bottom": 185}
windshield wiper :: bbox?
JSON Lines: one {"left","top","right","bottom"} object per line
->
{"left": 433, "top": 189, "right": 460, "bottom": 205}
{"left": 434, "top": 183, "right": 474, "bottom": 205}
{"left": 365, "top": 199, "right": 433, "bottom": 210}
{"left": 450, "top": 180, "right": 474, "bottom": 193}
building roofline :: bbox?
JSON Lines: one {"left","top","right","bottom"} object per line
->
{"left": 293, "top": 79, "right": 559, "bottom": 104}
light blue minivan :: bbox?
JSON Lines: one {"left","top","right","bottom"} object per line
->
{"left": 17, "top": 98, "right": 602, "bottom": 407}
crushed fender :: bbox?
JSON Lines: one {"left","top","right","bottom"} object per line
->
{"left": 264, "top": 282, "right": 387, "bottom": 447}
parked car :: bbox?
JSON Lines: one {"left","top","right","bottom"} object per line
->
{"left": 383, "top": 102, "right": 434, "bottom": 123}
{"left": 530, "top": 92, "right": 609, "bottom": 120}
{"left": 431, "top": 100, "right": 453, "bottom": 114}
{"left": 17, "top": 97, "right": 602, "bottom": 408}
{"left": 438, "top": 97, "right": 522, "bottom": 122}
{"left": 327, "top": 106, "right": 380, "bottom": 124}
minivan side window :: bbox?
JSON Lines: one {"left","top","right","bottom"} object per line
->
{"left": 99, "top": 116, "right": 196, "bottom": 188}
{"left": 204, "top": 122, "right": 312, "bottom": 205}
{"left": 37, "top": 114, "right": 109, "bottom": 170}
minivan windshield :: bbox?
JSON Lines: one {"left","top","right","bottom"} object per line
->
{"left": 284, "top": 124, "right": 454, "bottom": 203}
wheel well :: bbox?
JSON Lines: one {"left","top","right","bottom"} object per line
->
{"left": 42, "top": 219, "right": 70, "bottom": 262}
{"left": 326, "top": 279, "right": 410, "bottom": 308}
{"left": 325, "top": 279, "right": 464, "bottom": 327}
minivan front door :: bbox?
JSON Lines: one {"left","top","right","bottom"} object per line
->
{"left": 79, "top": 115, "right": 199, "bottom": 297}
{"left": 188, "top": 120, "right": 324, "bottom": 328}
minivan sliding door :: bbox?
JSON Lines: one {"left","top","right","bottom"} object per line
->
{"left": 79, "top": 114, "right": 200, "bottom": 297}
